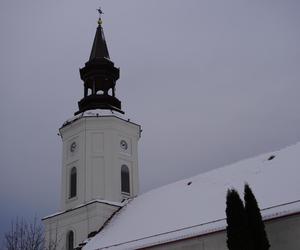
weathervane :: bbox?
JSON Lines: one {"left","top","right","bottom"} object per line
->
{"left": 97, "top": 7, "right": 103, "bottom": 25}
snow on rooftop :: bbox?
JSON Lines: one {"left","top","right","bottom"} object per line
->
{"left": 42, "top": 199, "right": 124, "bottom": 220}
{"left": 84, "top": 143, "right": 300, "bottom": 250}
{"left": 62, "top": 109, "right": 130, "bottom": 128}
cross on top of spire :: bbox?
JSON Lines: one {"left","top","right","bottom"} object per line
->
{"left": 97, "top": 7, "right": 103, "bottom": 16}
{"left": 97, "top": 7, "right": 104, "bottom": 25}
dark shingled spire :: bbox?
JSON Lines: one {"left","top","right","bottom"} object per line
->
{"left": 75, "top": 10, "right": 123, "bottom": 115}
{"left": 89, "top": 22, "right": 110, "bottom": 60}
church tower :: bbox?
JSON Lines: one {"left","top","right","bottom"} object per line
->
{"left": 43, "top": 10, "right": 141, "bottom": 249}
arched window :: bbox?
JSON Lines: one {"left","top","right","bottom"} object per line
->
{"left": 69, "top": 167, "right": 77, "bottom": 198}
{"left": 121, "top": 165, "right": 130, "bottom": 194}
{"left": 67, "top": 230, "right": 74, "bottom": 250}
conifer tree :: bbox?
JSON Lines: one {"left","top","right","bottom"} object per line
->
{"left": 244, "top": 184, "right": 270, "bottom": 250}
{"left": 226, "top": 189, "right": 252, "bottom": 250}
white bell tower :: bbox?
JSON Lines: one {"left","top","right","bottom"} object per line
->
{"left": 60, "top": 114, "right": 141, "bottom": 211}
{"left": 43, "top": 10, "right": 141, "bottom": 250}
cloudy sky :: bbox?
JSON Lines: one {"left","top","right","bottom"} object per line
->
{"left": 0, "top": 0, "right": 300, "bottom": 243}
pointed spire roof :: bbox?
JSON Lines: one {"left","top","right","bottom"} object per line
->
{"left": 76, "top": 9, "right": 123, "bottom": 115}
{"left": 89, "top": 18, "right": 110, "bottom": 61}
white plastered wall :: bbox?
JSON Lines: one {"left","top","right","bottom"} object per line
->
{"left": 44, "top": 115, "right": 141, "bottom": 249}
{"left": 59, "top": 115, "right": 141, "bottom": 211}
{"left": 144, "top": 213, "right": 300, "bottom": 250}
{"left": 43, "top": 201, "right": 121, "bottom": 250}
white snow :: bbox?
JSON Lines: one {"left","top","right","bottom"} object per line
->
{"left": 61, "top": 109, "right": 130, "bottom": 128}
{"left": 42, "top": 199, "right": 124, "bottom": 220}
{"left": 84, "top": 142, "right": 300, "bottom": 250}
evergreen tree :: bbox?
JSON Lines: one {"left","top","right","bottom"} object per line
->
{"left": 226, "top": 189, "right": 252, "bottom": 250}
{"left": 244, "top": 184, "right": 270, "bottom": 250}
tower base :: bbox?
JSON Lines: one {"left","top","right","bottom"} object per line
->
{"left": 42, "top": 200, "right": 122, "bottom": 249}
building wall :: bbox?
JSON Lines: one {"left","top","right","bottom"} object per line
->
{"left": 143, "top": 213, "right": 300, "bottom": 250}
{"left": 43, "top": 201, "right": 120, "bottom": 250}
{"left": 59, "top": 116, "right": 141, "bottom": 211}
{"left": 43, "top": 115, "right": 141, "bottom": 249}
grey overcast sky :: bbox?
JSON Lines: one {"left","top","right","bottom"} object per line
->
{"left": 0, "top": 0, "right": 300, "bottom": 243}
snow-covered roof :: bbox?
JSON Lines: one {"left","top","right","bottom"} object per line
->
{"left": 84, "top": 143, "right": 300, "bottom": 250}
{"left": 42, "top": 199, "right": 124, "bottom": 221}
{"left": 61, "top": 109, "right": 131, "bottom": 128}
